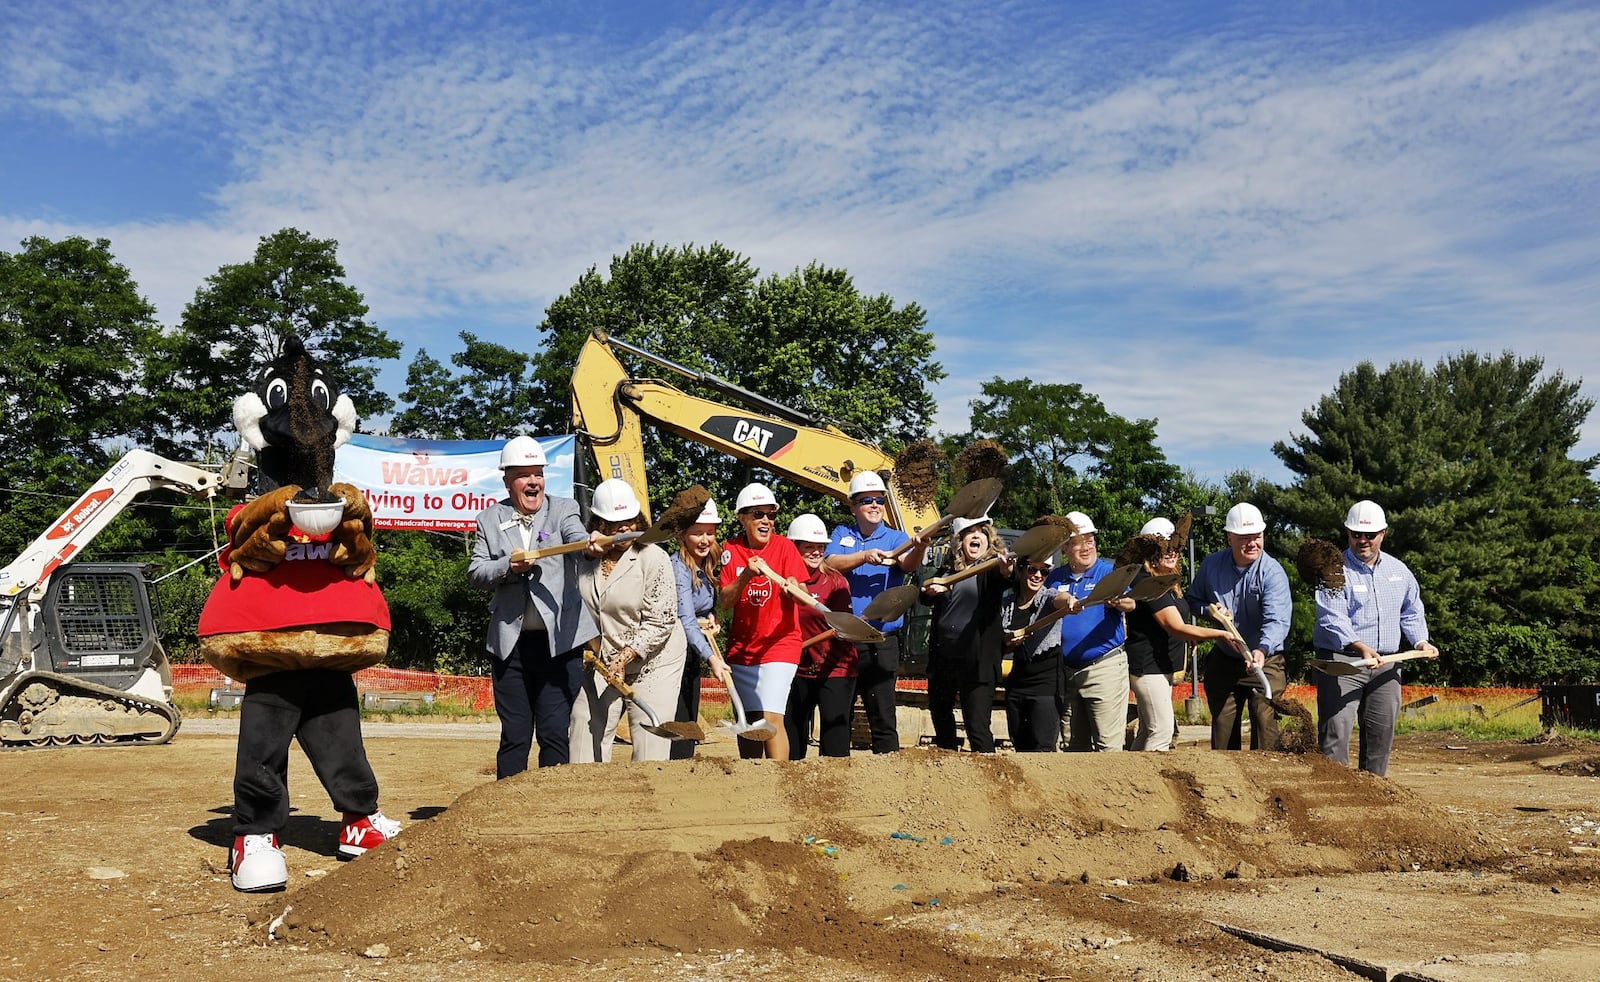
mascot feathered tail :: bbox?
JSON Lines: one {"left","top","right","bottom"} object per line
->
{"left": 197, "top": 336, "right": 399, "bottom": 893}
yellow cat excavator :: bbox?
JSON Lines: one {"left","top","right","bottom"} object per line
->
{"left": 569, "top": 330, "right": 941, "bottom": 536}
{"left": 0, "top": 450, "right": 248, "bottom": 746}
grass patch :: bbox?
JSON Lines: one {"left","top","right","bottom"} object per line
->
{"left": 172, "top": 691, "right": 494, "bottom": 720}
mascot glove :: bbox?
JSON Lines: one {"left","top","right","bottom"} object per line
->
{"left": 327, "top": 483, "right": 379, "bottom": 584}
{"left": 227, "top": 486, "right": 298, "bottom": 581}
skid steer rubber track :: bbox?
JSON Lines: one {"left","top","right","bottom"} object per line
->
{"left": 0, "top": 671, "right": 181, "bottom": 747}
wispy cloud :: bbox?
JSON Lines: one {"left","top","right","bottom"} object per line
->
{"left": 3, "top": 1, "right": 1597, "bottom": 480}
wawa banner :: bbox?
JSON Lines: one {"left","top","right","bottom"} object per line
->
{"left": 333, "top": 434, "right": 576, "bottom": 532}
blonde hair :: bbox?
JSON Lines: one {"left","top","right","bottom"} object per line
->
{"left": 952, "top": 524, "right": 1002, "bottom": 572}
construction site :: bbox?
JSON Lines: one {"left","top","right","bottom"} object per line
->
{"left": 1, "top": 713, "right": 1597, "bottom": 981}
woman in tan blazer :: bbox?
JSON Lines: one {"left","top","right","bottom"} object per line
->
{"left": 569, "top": 480, "right": 688, "bottom": 762}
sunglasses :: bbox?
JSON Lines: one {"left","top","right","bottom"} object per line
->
{"left": 853, "top": 495, "right": 887, "bottom": 506}
{"left": 1025, "top": 564, "right": 1050, "bottom": 575}
{"left": 1349, "top": 530, "right": 1382, "bottom": 540}
{"left": 743, "top": 510, "right": 778, "bottom": 521}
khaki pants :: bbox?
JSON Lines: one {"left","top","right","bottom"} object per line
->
{"left": 569, "top": 648, "right": 686, "bottom": 763}
{"left": 1129, "top": 671, "right": 1176, "bottom": 751}
{"left": 1061, "top": 648, "right": 1129, "bottom": 752}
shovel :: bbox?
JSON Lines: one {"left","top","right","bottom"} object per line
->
{"left": 581, "top": 648, "right": 704, "bottom": 742}
{"left": 706, "top": 637, "right": 778, "bottom": 741}
{"left": 1009, "top": 567, "right": 1171, "bottom": 643}
{"left": 867, "top": 522, "right": 1073, "bottom": 621}
{"left": 512, "top": 523, "right": 673, "bottom": 563}
{"left": 882, "top": 477, "right": 1004, "bottom": 561}
{"left": 1314, "top": 648, "right": 1440, "bottom": 676}
{"left": 745, "top": 555, "right": 885, "bottom": 643}
{"left": 1207, "top": 603, "right": 1273, "bottom": 700}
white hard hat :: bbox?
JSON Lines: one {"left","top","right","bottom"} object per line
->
{"left": 589, "top": 479, "right": 641, "bottom": 522}
{"left": 848, "top": 471, "right": 888, "bottom": 497}
{"left": 952, "top": 514, "right": 993, "bottom": 539}
{"left": 499, "top": 435, "right": 547, "bottom": 469}
{"left": 1140, "top": 517, "right": 1176, "bottom": 538}
{"left": 1224, "top": 503, "right": 1266, "bottom": 535}
{"left": 1344, "top": 499, "right": 1387, "bottom": 532}
{"left": 734, "top": 483, "right": 778, "bottom": 512}
{"left": 786, "top": 513, "right": 831, "bottom": 543}
{"left": 693, "top": 499, "right": 720, "bottom": 525}
{"left": 1064, "top": 510, "right": 1097, "bottom": 535}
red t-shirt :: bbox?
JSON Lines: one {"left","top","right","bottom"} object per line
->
{"left": 197, "top": 504, "right": 390, "bottom": 636}
{"left": 797, "top": 566, "right": 858, "bottom": 679}
{"left": 719, "top": 534, "right": 806, "bottom": 667}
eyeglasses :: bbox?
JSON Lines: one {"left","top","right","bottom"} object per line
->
{"left": 1348, "top": 530, "right": 1382, "bottom": 540}
{"left": 742, "top": 509, "right": 778, "bottom": 521}
{"left": 853, "top": 495, "right": 887, "bottom": 506}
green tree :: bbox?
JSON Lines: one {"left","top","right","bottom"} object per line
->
{"left": 0, "top": 235, "right": 178, "bottom": 560}
{"left": 157, "top": 228, "right": 401, "bottom": 455}
{"left": 1272, "top": 352, "right": 1600, "bottom": 683}
{"left": 952, "top": 376, "right": 1181, "bottom": 543}
{"left": 529, "top": 242, "right": 944, "bottom": 520}
{"left": 390, "top": 333, "right": 537, "bottom": 440}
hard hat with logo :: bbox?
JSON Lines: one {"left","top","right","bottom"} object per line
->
{"left": 1064, "top": 510, "right": 1097, "bottom": 535}
{"left": 1223, "top": 503, "right": 1266, "bottom": 535}
{"left": 952, "top": 514, "right": 993, "bottom": 539}
{"left": 786, "top": 513, "right": 831, "bottom": 543}
{"left": 1140, "top": 517, "right": 1176, "bottom": 538}
{"left": 734, "top": 483, "right": 778, "bottom": 513}
{"left": 499, "top": 435, "right": 547, "bottom": 469}
{"left": 589, "top": 478, "right": 641, "bottom": 522}
{"left": 693, "top": 499, "right": 720, "bottom": 525}
{"left": 848, "top": 471, "right": 888, "bottom": 497}
{"left": 1344, "top": 499, "right": 1388, "bottom": 532}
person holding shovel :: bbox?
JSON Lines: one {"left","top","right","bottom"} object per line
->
{"left": 825, "top": 471, "right": 930, "bottom": 754}
{"left": 1047, "top": 511, "right": 1136, "bottom": 752}
{"left": 1187, "top": 503, "right": 1292, "bottom": 751}
{"left": 570, "top": 479, "right": 688, "bottom": 763}
{"left": 468, "top": 436, "right": 606, "bottom": 778}
{"left": 922, "top": 515, "right": 1013, "bottom": 752}
{"left": 1312, "top": 500, "right": 1437, "bottom": 777}
{"left": 784, "top": 514, "right": 859, "bottom": 758}
{"left": 669, "top": 497, "right": 729, "bottom": 761}
{"left": 719, "top": 483, "right": 807, "bottom": 760}
{"left": 1001, "top": 558, "right": 1065, "bottom": 752}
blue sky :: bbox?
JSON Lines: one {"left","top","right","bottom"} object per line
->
{"left": 4, "top": 0, "right": 1597, "bottom": 484}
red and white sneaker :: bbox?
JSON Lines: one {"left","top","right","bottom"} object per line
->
{"left": 229, "top": 834, "right": 288, "bottom": 892}
{"left": 338, "top": 810, "right": 401, "bottom": 859}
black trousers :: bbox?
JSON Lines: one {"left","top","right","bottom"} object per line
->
{"left": 1004, "top": 654, "right": 1062, "bottom": 752}
{"left": 491, "top": 632, "right": 583, "bottom": 778}
{"left": 853, "top": 635, "right": 901, "bottom": 754}
{"left": 233, "top": 669, "right": 377, "bottom": 836}
{"left": 669, "top": 657, "right": 706, "bottom": 761}
{"left": 786, "top": 673, "right": 856, "bottom": 758}
{"left": 928, "top": 658, "right": 998, "bottom": 753}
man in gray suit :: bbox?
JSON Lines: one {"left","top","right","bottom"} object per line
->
{"left": 469, "top": 436, "right": 600, "bottom": 777}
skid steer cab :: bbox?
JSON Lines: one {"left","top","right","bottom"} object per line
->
{"left": 0, "top": 563, "right": 180, "bottom": 746}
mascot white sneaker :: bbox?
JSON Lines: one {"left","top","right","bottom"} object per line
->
{"left": 198, "top": 336, "right": 398, "bottom": 892}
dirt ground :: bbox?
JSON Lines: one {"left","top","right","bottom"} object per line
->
{"left": 2, "top": 720, "right": 1599, "bottom": 982}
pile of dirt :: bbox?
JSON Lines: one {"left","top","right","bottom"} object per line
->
{"left": 258, "top": 748, "right": 1498, "bottom": 974}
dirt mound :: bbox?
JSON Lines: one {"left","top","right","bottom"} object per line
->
{"left": 264, "top": 749, "right": 1497, "bottom": 974}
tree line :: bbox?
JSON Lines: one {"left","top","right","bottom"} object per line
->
{"left": 2, "top": 231, "right": 1596, "bottom": 685}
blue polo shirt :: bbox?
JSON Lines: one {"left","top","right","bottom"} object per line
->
{"left": 825, "top": 522, "right": 912, "bottom": 633}
{"left": 1045, "top": 557, "right": 1126, "bottom": 668}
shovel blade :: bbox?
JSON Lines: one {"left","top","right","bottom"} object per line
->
{"left": 945, "top": 477, "right": 1004, "bottom": 520}
{"left": 716, "top": 719, "right": 778, "bottom": 741}
{"left": 644, "top": 720, "right": 704, "bottom": 742}
{"left": 862, "top": 583, "right": 917, "bottom": 621}
{"left": 1312, "top": 659, "right": 1363, "bottom": 677}
{"left": 824, "top": 609, "right": 886, "bottom": 643}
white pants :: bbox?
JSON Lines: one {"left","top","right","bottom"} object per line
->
{"left": 1129, "top": 672, "right": 1176, "bottom": 751}
{"left": 569, "top": 647, "right": 686, "bottom": 763}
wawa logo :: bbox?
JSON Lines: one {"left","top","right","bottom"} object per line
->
{"left": 48, "top": 489, "right": 113, "bottom": 539}
{"left": 284, "top": 541, "right": 335, "bottom": 562}
{"left": 380, "top": 455, "right": 469, "bottom": 486}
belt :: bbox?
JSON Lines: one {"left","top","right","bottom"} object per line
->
{"left": 1067, "top": 644, "right": 1124, "bottom": 670}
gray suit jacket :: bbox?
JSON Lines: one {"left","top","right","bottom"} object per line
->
{"left": 468, "top": 497, "right": 598, "bottom": 659}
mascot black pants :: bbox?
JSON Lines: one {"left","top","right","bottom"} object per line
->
{"left": 233, "top": 669, "right": 379, "bottom": 834}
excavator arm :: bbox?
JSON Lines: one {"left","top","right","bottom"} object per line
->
{"left": 570, "top": 332, "right": 942, "bottom": 534}
{"left": 0, "top": 449, "right": 245, "bottom": 603}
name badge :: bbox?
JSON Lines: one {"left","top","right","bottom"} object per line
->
{"left": 1351, "top": 584, "right": 1369, "bottom": 593}
{"left": 840, "top": 536, "right": 856, "bottom": 547}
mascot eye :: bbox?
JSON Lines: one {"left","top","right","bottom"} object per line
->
{"left": 265, "top": 378, "right": 289, "bottom": 410}
{"left": 311, "top": 379, "right": 332, "bottom": 410}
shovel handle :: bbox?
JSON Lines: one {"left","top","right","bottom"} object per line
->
{"left": 802, "top": 629, "right": 837, "bottom": 649}
{"left": 885, "top": 515, "right": 950, "bottom": 560}
{"left": 582, "top": 648, "right": 637, "bottom": 699}
{"left": 926, "top": 554, "right": 1006, "bottom": 589}
{"left": 516, "top": 530, "right": 639, "bottom": 563}
{"left": 746, "top": 555, "right": 819, "bottom": 609}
